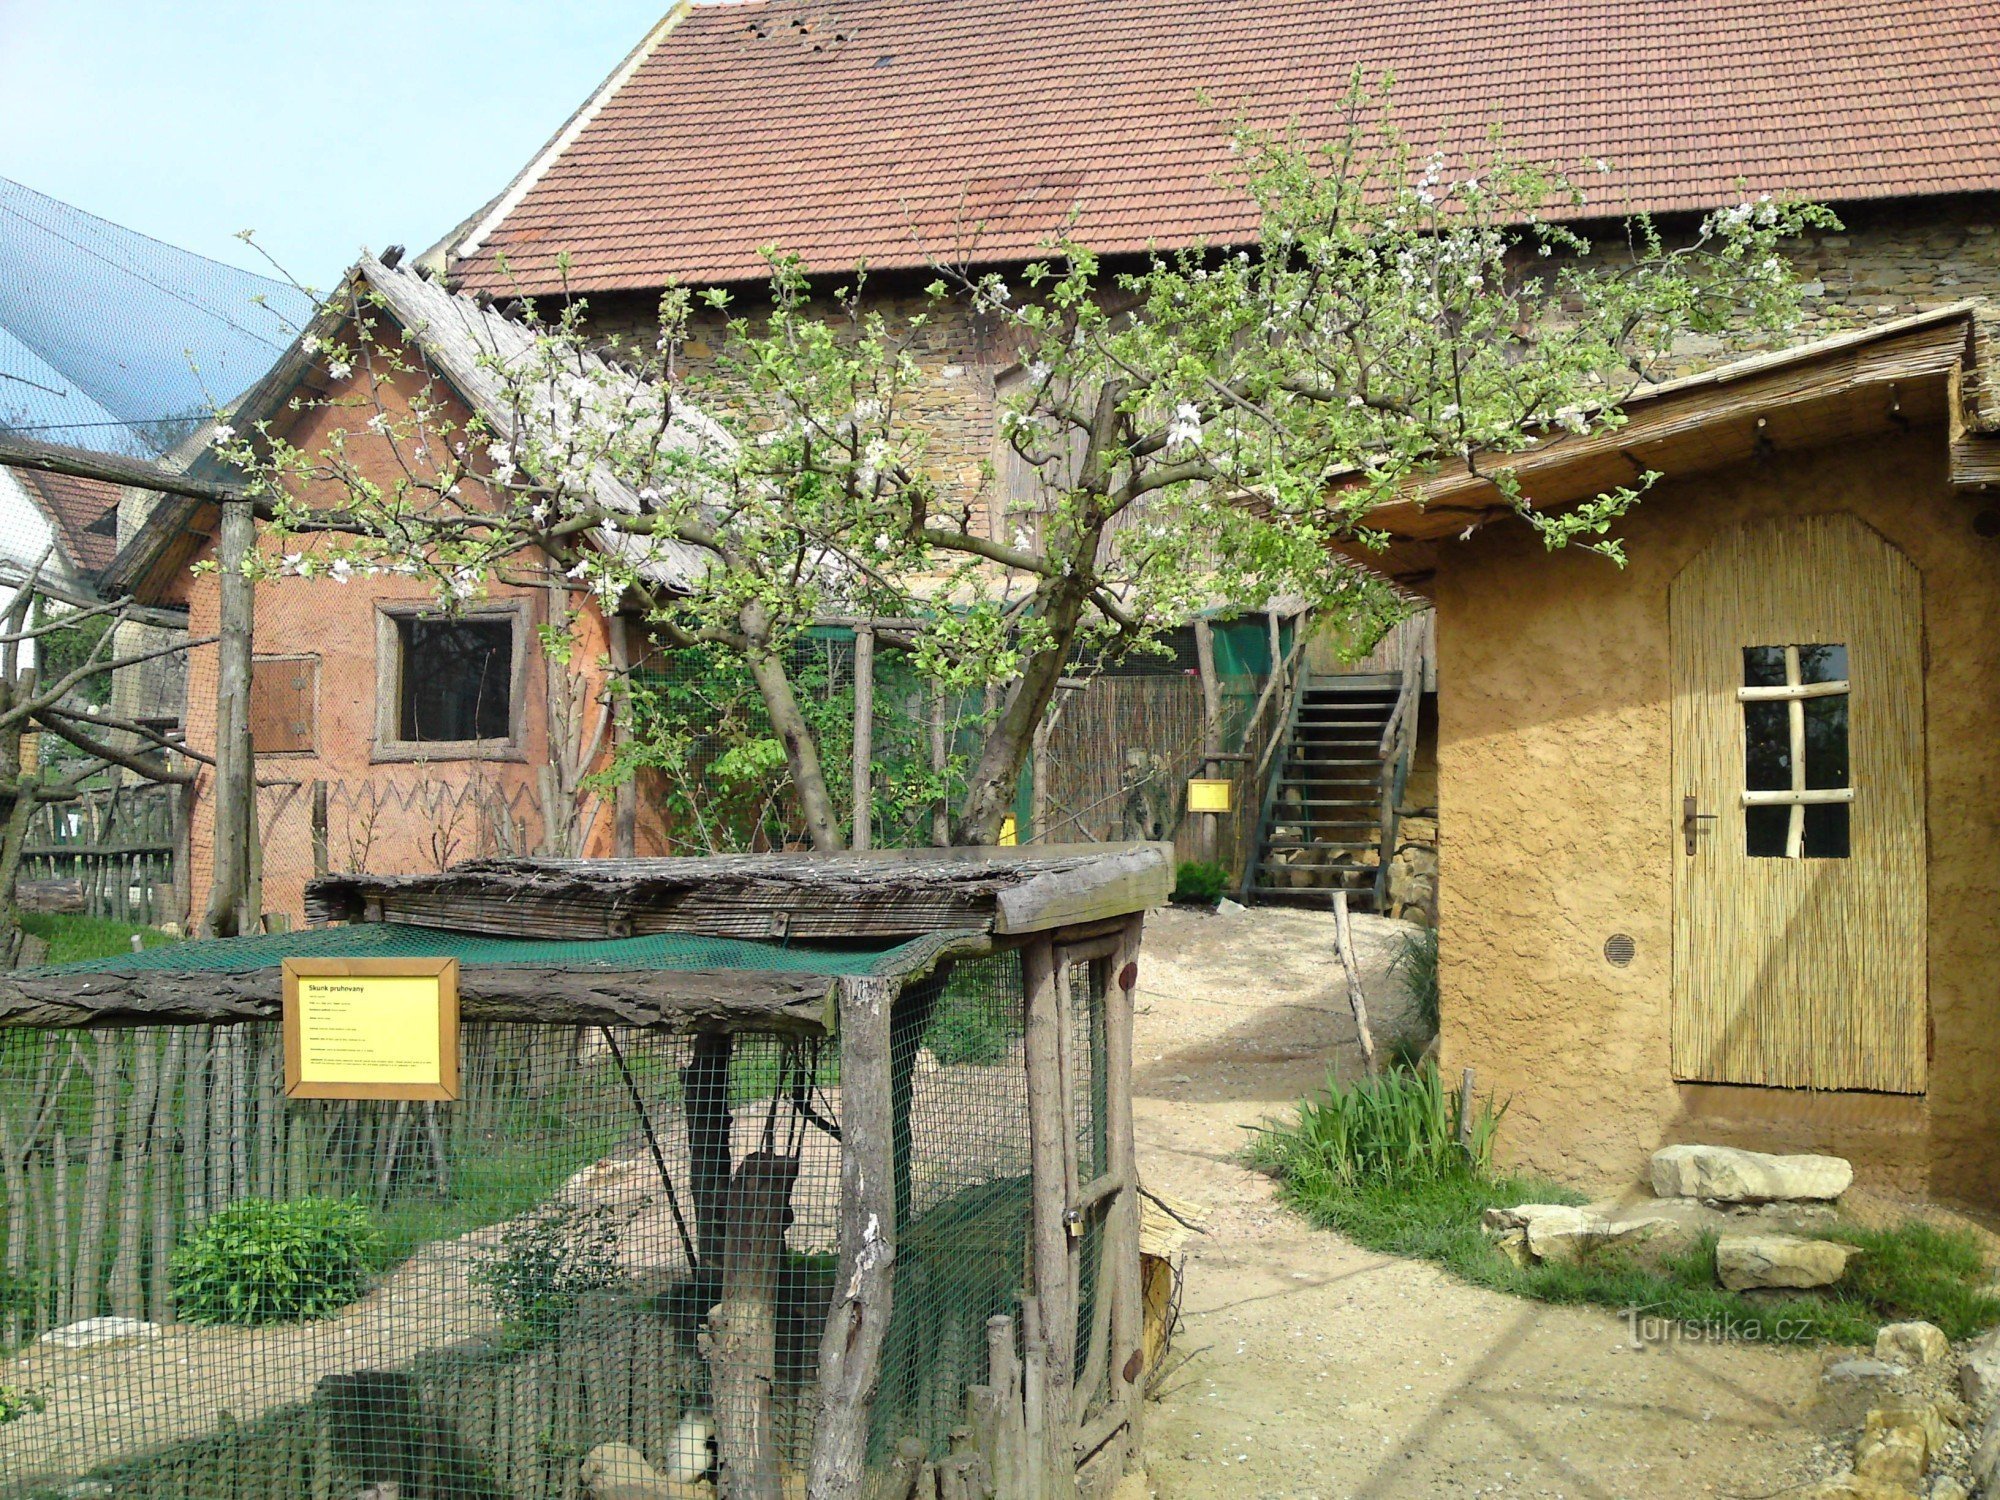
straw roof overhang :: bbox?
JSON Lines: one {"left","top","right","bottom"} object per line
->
{"left": 1346, "top": 304, "right": 1999, "bottom": 589}
{"left": 104, "top": 254, "right": 717, "bottom": 605}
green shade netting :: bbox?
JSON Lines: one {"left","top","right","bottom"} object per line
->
{"left": 27, "top": 923, "right": 967, "bottom": 979}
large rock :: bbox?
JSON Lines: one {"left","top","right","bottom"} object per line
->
{"left": 1853, "top": 1402, "right": 1943, "bottom": 1488}
{"left": 1482, "top": 1204, "right": 1681, "bottom": 1265}
{"left": 1715, "top": 1232, "right": 1855, "bottom": 1291}
{"left": 1795, "top": 1478, "right": 1924, "bottom": 1500}
{"left": 578, "top": 1444, "right": 713, "bottom": 1500}
{"left": 1963, "top": 1328, "right": 2000, "bottom": 1409}
{"left": 37, "top": 1317, "right": 161, "bottom": 1348}
{"left": 1826, "top": 1358, "right": 1910, "bottom": 1385}
{"left": 1651, "top": 1144, "right": 1854, "bottom": 1203}
{"left": 1875, "top": 1322, "right": 1951, "bottom": 1369}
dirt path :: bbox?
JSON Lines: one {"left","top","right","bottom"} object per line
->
{"left": 1131, "top": 905, "right": 1838, "bottom": 1499}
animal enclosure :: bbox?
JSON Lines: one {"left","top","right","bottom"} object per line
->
{"left": 0, "top": 846, "right": 1167, "bottom": 1499}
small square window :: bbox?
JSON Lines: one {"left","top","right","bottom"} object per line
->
{"left": 398, "top": 617, "right": 513, "bottom": 742}
{"left": 374, "top": 603, "right": 524, "bottom": 760}
{"left": 1738, "top": 643, "right": 1851, "bottom": 860}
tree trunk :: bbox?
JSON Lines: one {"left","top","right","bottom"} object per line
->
{"left": 683, "top": 1032, "right": 735, "bottom": 1271}
{"left": 703, "top": 1150, "right": 800, "bottom": 1500}
{"left": 0, "top": 779, "right": 37, "bottom": 968}
{"left": 72, "top": 1035, "right": 121, "bottom": 1323}
{"left": 740, "top": 610, "right": 844, "bottom": 852}
{"left": 202, "top": 497, "right": 256, "bottom": 937}
{"left": 953, "top": 572, "right": 1095, "bottom": 846}
{"left": 109, "top": 1032, "right": 158, "bottom": 1319}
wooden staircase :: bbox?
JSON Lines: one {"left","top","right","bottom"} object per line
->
{"left": 1243, "top": 672, "right": 1407, "bottom": 909}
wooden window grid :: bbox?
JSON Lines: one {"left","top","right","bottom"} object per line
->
{"left": 1736, "top": 643, "right": 1853, "bottom": 859}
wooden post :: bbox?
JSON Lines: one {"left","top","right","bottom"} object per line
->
{"left": 1332, "top": 892, "right": 1378, "bottom": 1076}
{"left": 310, "top": 780, "right": 329, "bottom": 879}
{"left": 705, "top": 1150, "right": 800, "bottom": 1500}
{"left": 851, "top": 625, "right": 875, "bottom": 852}
{"left": 807, "top": 975, "right": 899, "bottom": 1500}
{"left": 683, "top": 1033, "right": 735, "bottom": 1270}
{"left": 1022, "top": 938, "right": 1074, "bottom": 1496}
{"left": 202, "top": 497, "right": 256, "bottom": 938}
{"left": 1102, "top": 919, "right": 1145, "bottom": 1470}
{"left": 1194, "top": 618, "right": 1223, "bottom": 864}
{"left": 930, "top": 690, "right": 949, "bottom": 848}
{"left": 610, "top": 616, "right": 638, "bottom": 858}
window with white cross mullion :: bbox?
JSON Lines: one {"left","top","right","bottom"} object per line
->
{"left": 1738, "top": 644, "right": 1853, "bottom": 860}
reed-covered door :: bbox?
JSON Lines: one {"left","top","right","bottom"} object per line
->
{"left": 1669, "top": 514, "right": 1926, "bottom": 1092}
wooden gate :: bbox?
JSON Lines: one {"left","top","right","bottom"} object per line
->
{"left": 1669, "top": 514, "right": 1926, "bottom": 1091}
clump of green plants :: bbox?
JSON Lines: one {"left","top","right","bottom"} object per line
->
{"left": 0, "top": 1383, "right": 44, "bottom": 1426}
{"left": 471, "top": 1199, "right": 624, "bottom": 1344}
{"left": 171, "top": 1197, "right": 379, "bottom": 1326}
{"left": 1171, "top": 860, "right": 1230, "bottom": 907}
{"left": 921, "top": 978, "right": 1023, "bottom": 1066}
{"left": 1249, "top": 1062, "right": 1500, "bottom": 1194}
{"left": 1251, "top": 1067, "right": 2000, "bottom": 1344}
{"left": 1389, "top": 925, "right": 1439, "bottom": 1036}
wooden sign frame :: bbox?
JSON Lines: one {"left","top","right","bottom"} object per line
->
{"left": 283, "top": 957, "right": 461, "bottom": 1101}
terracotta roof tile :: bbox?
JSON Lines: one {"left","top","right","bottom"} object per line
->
{"left": 454, "top": 0, "right": 2000, "bottom": 295}
{"left": 14, "top": 469, "right": 120, "bottom": 578}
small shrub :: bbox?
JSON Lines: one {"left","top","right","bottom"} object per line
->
{"left": 171, "top": 1197, "right": 379, "bottom": 1326}
{"left": 1820, "top": 1220, "right": 2000, "bottom": 1341}
{"left": 1172, "top": 860, "right": 1230, "bottom": 906}
{"left": 1248, "top": 1063, "right": 1500, "bottom": 1195}
{"left": 472, "top": 1200, "right": 624, "bottom": 1343}
{"left": 0, "top": 1383, "right": 44, "bottom": 1426}
{"left": 922, "top": 981, "right": 1022, "bottom": 1066}
{"left": 1390, "top": 926, "right": 1440, "bottom": 1036}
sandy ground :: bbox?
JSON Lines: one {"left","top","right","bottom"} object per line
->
{"left": 1131, "top": 904, "right": 1838, "bottom": 1500}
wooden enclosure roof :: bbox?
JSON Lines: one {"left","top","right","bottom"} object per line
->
{"left": 0, "top": 921, "right": 986, "bottom": 1034}
{"left": 307, "top": 843, "right": 1175, "bottom": 943}
{"left": 1352, "top": 304, "right": 1999, "bottom": 586}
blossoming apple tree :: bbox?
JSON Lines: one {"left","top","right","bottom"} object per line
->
{"left": 223, "top": 103, "right": 1830, "bottom": 848}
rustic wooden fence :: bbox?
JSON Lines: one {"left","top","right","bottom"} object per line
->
{"left": 18, "top": 784, "right": 181, "bottom": 927}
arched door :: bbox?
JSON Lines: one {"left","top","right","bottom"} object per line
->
{"left": 1669, "top": 514, "right": 1926, "bottom": 1092}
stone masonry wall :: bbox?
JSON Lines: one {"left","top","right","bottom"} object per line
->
{"left": 569, "top": 195, "right": 2000, "bottom": 546}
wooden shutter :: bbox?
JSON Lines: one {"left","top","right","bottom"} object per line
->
{"left": 250, "top": 655, "right": 318, "bottom": 755}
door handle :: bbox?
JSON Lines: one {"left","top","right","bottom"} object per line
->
{"left": 1682, "top": 795, "right": 1718, "bottom": 856}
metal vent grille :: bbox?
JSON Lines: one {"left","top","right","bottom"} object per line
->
{"left": 1604, "top": 933, "right": 1637, "bottom": 967}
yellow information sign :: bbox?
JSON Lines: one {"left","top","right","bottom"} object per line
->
{"left": 283, "top": 958, "right": 460, "bottom": 1101}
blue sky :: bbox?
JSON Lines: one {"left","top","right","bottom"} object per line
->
{"left": 0, "top": 0, "right": 669, "bottom": 290}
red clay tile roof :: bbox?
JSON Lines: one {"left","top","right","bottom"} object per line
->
{"left": 14, "top": 468, "right": 120, "bottom": 578}
{"left": 452, "top": 0, "right": 2000, "bottom": 296}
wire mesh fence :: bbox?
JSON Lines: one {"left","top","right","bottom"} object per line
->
{"left": 0, "top": 944, "right": 1091, "bottom": 1498}
{"left": 0, "top": 174, "right": 311, "bottom": 461}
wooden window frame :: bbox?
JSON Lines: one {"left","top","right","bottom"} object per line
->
{"left": 250, "top": 651, "right": 320, "bottom": 757}
{"left": 1736, "top": 642, "right": 1854, "bottom": 859}
{"left": 371, "top": 598, "right": 530, "bottom": 763}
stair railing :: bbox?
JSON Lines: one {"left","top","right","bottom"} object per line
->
{"left": 1238, "top": 624, "right": 1313, "bottom": 902}
{"left": 1371, "top": 634, "right": 1427, "bottom": 911}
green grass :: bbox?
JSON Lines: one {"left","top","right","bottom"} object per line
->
{"left": 1252, "top": 1067, "right": 2000, "bottom": 1345}
{"left": 1389, "top": 926, "right": 1439, "bottom": 1036}
{"left": 19, "top": 912, "right": 173, "bottom": 965}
